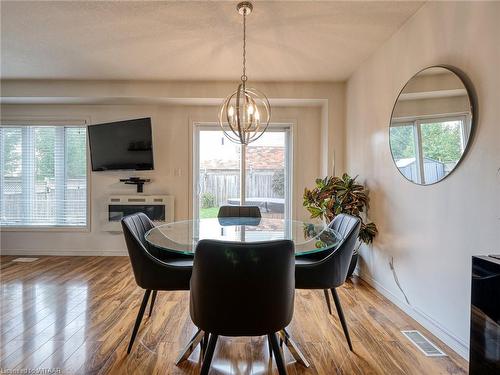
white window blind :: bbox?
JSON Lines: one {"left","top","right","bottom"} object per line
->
{"left": 0, "top": 124, "right": 87, "bottom": 227}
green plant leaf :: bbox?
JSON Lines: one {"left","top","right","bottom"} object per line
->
{"left": 303, "top": 172, "right": 378, "bottom": 245}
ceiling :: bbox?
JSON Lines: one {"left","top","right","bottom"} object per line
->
{"left": 0, "top": 1, "right": 424, "bottom": 82}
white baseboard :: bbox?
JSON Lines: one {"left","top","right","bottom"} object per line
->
{"left": 0, "top": 248, "right": 127, "bottom": 256}
{"left": 356, "top": 270, "right": 469, "bottom": 360}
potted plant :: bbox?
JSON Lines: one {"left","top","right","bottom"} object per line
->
{"left": 303, "top": 173, "right": 378, "bottom": 277}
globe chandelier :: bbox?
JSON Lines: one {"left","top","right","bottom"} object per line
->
{"left": 218, "top": 1, "right": 271, "bottom": 145}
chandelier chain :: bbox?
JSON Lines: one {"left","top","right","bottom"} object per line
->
{"left": 219, "top": 2, "right": 270, "bottom": 145}
{"left": 241, "top": 10, "right": 247, "bottom": 82}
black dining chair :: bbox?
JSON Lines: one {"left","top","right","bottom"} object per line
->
{"left": 217, "top": 205, "right": 262, "bottom": 218}
{"left": 190, "top": 239, "right": 295, "bottom": 375}
{"left": 297, "top": 214, "right": 362, "bottom": 314}
{"left": 295, "top": 213, "right": 361, "bottom": 351}
{"left": 121, "top": 213, "right": 193, "bottom": 354}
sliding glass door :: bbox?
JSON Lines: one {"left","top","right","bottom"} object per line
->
{"left": 194, "top": 125, "right": 292, "bottom": 220}
{"left": 195, "top": 129, "right": 241, "bottom": 219}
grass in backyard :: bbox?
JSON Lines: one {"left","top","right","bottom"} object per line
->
{"left": 199, "top": 207, "right": 219, "bottom": 219}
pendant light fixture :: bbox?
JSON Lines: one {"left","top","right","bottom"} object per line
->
{"left": 218, "top": 1, "right": 271, "bottom": 145}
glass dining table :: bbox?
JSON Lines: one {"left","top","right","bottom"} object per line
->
{"left": 145, "top": 217, "right": 341, "bottom": 255}
{"left": 144, "top": 217, "right": 341, "bottom": 368}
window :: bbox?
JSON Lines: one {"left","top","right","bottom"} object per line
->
{"left": 194, "top": 125, "right": 292, "bottom": 220}
{"left": 0, "top": 124, "right": 87, "bottom": 227}
{"left": 390, "top": 116, "right": 467, "bottom": 184}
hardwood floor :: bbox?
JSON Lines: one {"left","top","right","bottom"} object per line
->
{"left": 0, "top": 256, "right": 467, "bottom": 374}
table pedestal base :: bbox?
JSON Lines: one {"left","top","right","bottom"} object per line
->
{"left": 279, "top": 328, "right": 310, "bottom": 368}
{"left": 175, "top": 327, "right": 310, "bottom": 368}
{"left": 175, "top": 329, "right": 205, "bottom": 364}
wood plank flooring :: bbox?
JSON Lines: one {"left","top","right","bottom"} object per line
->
{"left": 0, "top": 256, "right": 467, "bottom": 374}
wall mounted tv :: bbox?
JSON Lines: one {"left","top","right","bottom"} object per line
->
{"left": 88, "top": 117, "right": 154, "bottom": 171}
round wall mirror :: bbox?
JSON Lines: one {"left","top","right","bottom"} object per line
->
{"left": 389, "top": 66, "right": 475, "bottom": 185}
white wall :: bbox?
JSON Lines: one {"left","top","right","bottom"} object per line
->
{"left": 0, "top": 97, "right": 331, "bottom": 255}
{"left": 0, "top": 80, "right": 345, "bottom": 176}
{"left": 346, "top": 1, "right": 500, "bottom": 358}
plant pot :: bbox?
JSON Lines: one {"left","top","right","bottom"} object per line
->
{"left": 346, "top": 251, "right": 358, "bottom": 278}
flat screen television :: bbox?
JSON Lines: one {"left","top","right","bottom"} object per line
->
{"left": 88, "top": 117, "right": 154, "bottom": 171}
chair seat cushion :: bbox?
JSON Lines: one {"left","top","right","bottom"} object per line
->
{"left": 165, "top": 259, "right": 194, "bottom": 267}
{"left": 294, "top": 258, "right": 317, "bottom": 266}
{"left": 295, "top": 257, "right": 334, "bottom": 290}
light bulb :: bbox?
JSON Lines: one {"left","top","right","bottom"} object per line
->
{"left": 247, "top": 104, "right": 254, "bottom": 115}
{"left": 228, "top": 105, "right": 235, "bottom": 118}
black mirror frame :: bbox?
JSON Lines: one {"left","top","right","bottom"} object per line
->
{"left": 388, "top": 65, "right": 478, "bottom": 186}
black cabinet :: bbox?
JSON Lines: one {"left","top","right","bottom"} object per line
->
{"left": 470, "top": 256, "right": 500, "bottom": 374}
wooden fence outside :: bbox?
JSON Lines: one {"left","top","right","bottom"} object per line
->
{"left": 1, "top": 178, "right": 86, "bottom": 225}
{"left": 199, "top": 169, "right": 283, "bottom": 207}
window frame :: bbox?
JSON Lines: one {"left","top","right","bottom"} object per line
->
{"left": 391, "top": 113, "right": 469, "bottom": 184}
{"left": 0, "top": 118, "right": 91, "bottom": 232}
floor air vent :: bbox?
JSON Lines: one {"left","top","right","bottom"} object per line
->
{"left": 401, "top": 330, "right": 446, "bottom": 357}
{"left": 12, "top": 257, "right": 39, "bottom": 263}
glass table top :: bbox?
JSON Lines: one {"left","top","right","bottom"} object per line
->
{"left": 145, "top": 217, "right": 341, "bottom": 255}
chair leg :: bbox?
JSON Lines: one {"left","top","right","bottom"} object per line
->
{"left": 330, "top": 288, "right": 353, "bottom": 351}
{"left": 269, "top": 332, "right": 287, "bottom": 375}
{"left": 267, "top": 335, "right": 273, "bottom": 357}
{"left": 201, "top": 332, "right": 209, "bottom": 359}
{"left": 127, "top": 289, "right": 152, "bottom": 354}
{"left": 200, "top": 333, "right": 218, "bottom": 375}
{"left": 149, "top": 290, "right": 157, "bottom": 317}
{"left": 323, "top": 289, "right": 333, "bottom": 315}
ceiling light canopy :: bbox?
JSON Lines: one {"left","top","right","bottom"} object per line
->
{"left": 218, "top": 1, "right": 271, "bottom": 145}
